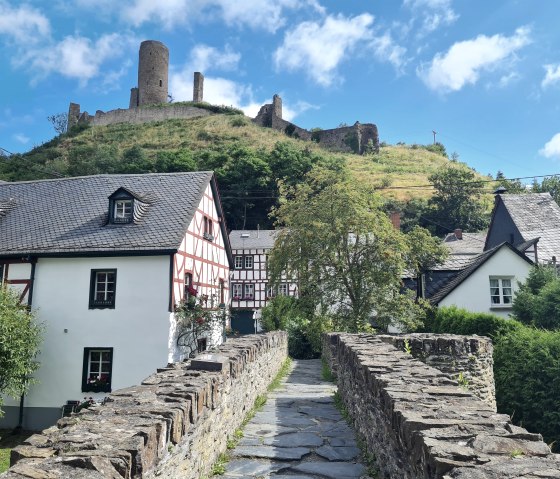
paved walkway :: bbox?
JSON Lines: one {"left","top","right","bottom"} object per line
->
{"left": 221, "top": 359, "right": 370, "bottom": 479}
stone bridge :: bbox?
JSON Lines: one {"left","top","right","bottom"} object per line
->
{"left": 2, "top": 332, "right": 559, "bottom": 479}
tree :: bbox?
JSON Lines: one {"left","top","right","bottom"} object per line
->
{"left": 426, "top": 165, "right": 489, "bottom": 236}
{"left": 495, "top": 170, "right": 525, "bottom": 193}
{"left": 269, "top": 165, "right": 444, "bottom": 332}
{"left": 47, "top": 113, "right": 68, "bottom": 135}
{"left": 0, "top": 287, "right": 42, "bottom": 415}
{"left": 532, "top": 176, "right": 560, "bottom": 206}
{"left": 513, "top": 265, "right": 560, "bottom": 329}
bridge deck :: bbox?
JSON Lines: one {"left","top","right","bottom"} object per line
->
{"left": 221, "top": 359, "right": 371, "bottom": 479}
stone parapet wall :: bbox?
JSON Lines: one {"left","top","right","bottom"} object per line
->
{"left": 323, "top": 333, "right": 560, "bottom": 479}
{"left": 377, "top": 333, "right": 496, "bottom": 410}
{"left": 91, "top": 105, "right": 212, "bottom": 127}
{"left": 2, "top": 332, "right": 288, "bottom": 479}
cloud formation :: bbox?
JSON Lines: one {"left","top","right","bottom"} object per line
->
{"left": 188, "top": 44, "right": 241, "bottom": 73}
{"left": 0, "top": 1, "right": 50, "bottom": 44}
{"left": 540, "top": 133, "right": 560, "bottom": 161}
{"left": 418, "top": 26, "right": 531, "bottom": 93}
{"left": 274, "top": 13, "right": 375, "bottom": 86}
{"left": 403, "top": 0, "right": 458, "bottom": 35}
{"left": 542, "top": 64, "right": 560, "bottom": 89}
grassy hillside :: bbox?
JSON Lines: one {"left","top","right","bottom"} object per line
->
{"left": 6, "top": 115, "right": 467, "bottom": 198}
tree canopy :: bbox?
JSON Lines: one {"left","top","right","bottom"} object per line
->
{"left": 268, "top": 165, "right": 446, "bottom": 333}
{"left": 0, "top": 287, "right": 42, "bottom": 414}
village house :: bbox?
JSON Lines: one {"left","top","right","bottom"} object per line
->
{"left": 229, "top": 230, "right": 297, "bottom": 334}
{"left": 0, "top": 172, "right": 232, "bottom": 430}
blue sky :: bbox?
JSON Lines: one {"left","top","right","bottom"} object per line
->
{"left": 1, "top": 0, "right": 560, "bottom": 180}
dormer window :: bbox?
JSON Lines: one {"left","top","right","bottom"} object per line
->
{"left": 114, "top": 199, "right": 133, "bottom": 223}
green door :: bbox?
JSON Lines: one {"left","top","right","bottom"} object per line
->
{"left": 231, "top": 310, "right": 256, "bottom": 335}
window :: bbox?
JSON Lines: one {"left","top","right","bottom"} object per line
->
{"left": 203, "top": 217, "right": 214, "bottom": 241}
{"left": 184, "top": 273, "right": 193, "bottom": 301}
{"left": 89, "top": 270, "right": 117, "bottom": 309}
{"left": 266, "top": 284, "right": 276, "bottom": 298}
{"left": 244, "top": 283, "right": 255, "bottom": 299}
{"left": 113, "top": 199, "right": 133, "bottom": 223}
{"left": 234, "top": 256, "right": 243, "bottom": 269}
{"left": 490, "top": 277, "right": 513, "bottom": 306}
{"left": 82, "top": 347, "right": 113, "bottom": 392}
{"left": 244, "top": 255, "right": 253, "bottom": 269}
{"left": 232, "top": 283, "right": 242, "bottom": 300}
{"left": 279, "top": 283, "right": 289, "bottom": 296}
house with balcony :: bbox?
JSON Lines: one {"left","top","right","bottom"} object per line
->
{"left": 0, "top": 172, "right": 232, "bottom": 430}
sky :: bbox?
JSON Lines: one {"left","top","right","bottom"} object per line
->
{"left": 1, "top": 0, "right": 559, "bottom": 181}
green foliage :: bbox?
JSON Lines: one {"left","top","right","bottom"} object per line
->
{"left": 321, "top": 358, "right": 335, "bottom": 382}
{"left": 260, "top": 295, "right": 299, "bottom": 332}
{"left": 423, "top": 142, "right": 447, "bottom": 158}
{"left": 532, "top": 176, "right": 560, "bottom": 206}
{"left": 0, "top": 430, "right": 33, "bottom": 473}
{"left": 495, "top": 170, "right": 525, "bottom": 193}
{"left": 154, "top": 150, "right": 196, "bottom": 172}
{"left": 343, "top": 131, "right": 360, "bottom": 154}
{"left": 0, "top": 288, "right": 43, "bottom": 413}
{"left": 230, "top": 117, "right": 247, "bottom": 127}
{"left": 425, "top": 165, "right": 489, "bottom": 235}
{"left": 513, "top": 265, "right": 560, "bottom": 329}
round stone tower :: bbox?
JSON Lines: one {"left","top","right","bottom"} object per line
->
{"left": 137, "top": 40, "right": 169, "bottom": 106}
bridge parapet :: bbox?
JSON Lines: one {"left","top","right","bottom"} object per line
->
{"left": 2, "top": 332, "right": 288, "bottom": 479}
{"left": 323, "top": 332, "right": 560, "bottom": 479}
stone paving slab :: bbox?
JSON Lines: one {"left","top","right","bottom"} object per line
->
{"left": 218, "top": 359, "right": 372, "bottom": 479}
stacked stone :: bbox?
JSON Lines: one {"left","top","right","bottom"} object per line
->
{"left": 2, "top": 332, "right": 288, "bottom": 479}
{"left": 323, "top": 333, "right": 560, "bottom": 479}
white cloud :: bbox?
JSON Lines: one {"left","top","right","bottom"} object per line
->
{"left": 540, "top": 133, "right": 560, "bottom": 160}
{"left": 418, "top": 26, "right": 531, "bottom": 93}
{"left": 13, "top": 133, "right": 30, "bottom": 144}
{"left": 282, "top": 100, "right": 318, "bottom": 122}
{"left": 403, "top": 0, "right": 458, "bottom": 35}
{"left": 188, "top": 44, "right": 241, "bottom": 73}
{"left": 542, "top": 64, "right": 560, "bottom": 89}
{"left": 16, "top": 33, "right": 136, "bottom": 85}
{"left": 121, "top": 0, "right": 324, "bottom": 32}
{"left": 0, "top": 1, "right": 50, "bottom": 44}
{"left": 274, "top": 13, "right": 375, "bottom": 86}
{"left": 369, "top": 33, "right": 408, "bottom": 72}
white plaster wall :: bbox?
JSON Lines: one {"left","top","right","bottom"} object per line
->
{"left": 439, "top": 247, "right": 531, "bottom": 318}
{"left": 4, "top": 255, "right": 171, "bottom": 409}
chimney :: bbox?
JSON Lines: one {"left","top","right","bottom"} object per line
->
{"left": 389, "top": 211, "right": 401, "bottom": 231}
{"left": 454, "top": 228, "right": 463, "bottom": 240}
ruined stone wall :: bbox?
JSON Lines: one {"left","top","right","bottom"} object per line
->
{"left": 91, "top": 105, "right": 212, "bottom": 127}
{"left": 323, "top": 333, "right": 560, "bottom": 479}
{"left": 3, "top": 333, "right": 288, "bottom": 479}
{"left": 377, "top": 333, "right": 496, "bottom": 410}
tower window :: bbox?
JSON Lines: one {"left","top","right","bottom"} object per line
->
{"left": 159, "top": 80, "right": 162, "bottom": 87}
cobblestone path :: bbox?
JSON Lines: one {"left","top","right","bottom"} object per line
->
{"left": 221, "top": 359, "right": 370, "bottom": 479}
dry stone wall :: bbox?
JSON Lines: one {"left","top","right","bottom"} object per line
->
{"left": 323, "top": 333, "right": 560, "bottom": 479}
{"left": 2, "top": 332, "right": 288, "bottom": 479}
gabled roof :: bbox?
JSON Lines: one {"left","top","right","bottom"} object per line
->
{"left": 440, "top": 232, "right": 486, "bottom": 270}
{"left": 229, "top": 230, "right": 278, "bottom": 250}
{"left": 430, "top": 242, "right": 533, "bottom": 305}
{"left": 0, "top": 172, "right": 221, "bottom": 256}
{"left": 486, "top": 193, "right": 560, "bottom": 262}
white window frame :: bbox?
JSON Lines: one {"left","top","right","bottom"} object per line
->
{"left": 114, "top": 199, "right": 133, "bottom": 222}
{"left": 234, "top": 256, "right": 243, "bottom": 269}
{"left": 279, "top": 283, "right": 289, "bottom": 296}
{"left": 244, "top": 283, "right": 255, "bottom": 299}
{"left": 232, "top": 283, "right": 242, "bottom": 299}
{"left": 489, "top": 277, "right": 513, "bottom": 306}
{"left": 87, "top": 349, "right": 112, "bottom": 382}
{"left": 244, "top": 255, "right": 253, "bottom": 269}
{"left": 95, "top": 272, "right": 115, "bottom": 302}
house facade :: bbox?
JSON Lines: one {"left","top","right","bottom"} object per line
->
{"left": 229, "top": 230, "right": 297, "bottom": 334}
{"left": 0, "top": 172, "right": 231, "bottom": 430}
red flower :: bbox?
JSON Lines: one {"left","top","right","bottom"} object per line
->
{"left": 196, "top": 317, "right": 204, "bottom": 325}
{"left": 188, "top": 285, "right": 198, "bottom": 296}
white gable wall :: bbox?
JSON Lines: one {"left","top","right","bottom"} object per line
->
{"left": 439, "top": 247, "right": 531, "bottom": 318}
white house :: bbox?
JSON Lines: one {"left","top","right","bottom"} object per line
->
{"left": 229, "top": 230, "right": 297, "bottom": 334}
{"left": 429, "top": 242, "right": 532, "bottom": 317}
{"left": 0, "top": 172, "right": 232, "bottom": 430}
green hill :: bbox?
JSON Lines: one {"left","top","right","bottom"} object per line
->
{"left": 0, "top": 113, "right": 483, "bottom": 229}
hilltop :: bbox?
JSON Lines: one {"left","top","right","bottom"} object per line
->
{"left": 0, "top": 113, "right": 484, "bottom": 229}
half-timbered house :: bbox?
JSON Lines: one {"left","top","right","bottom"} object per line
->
{"left": 0, "top": 172, "right": 232, "bottom": 430}
{"left": 229, "top": 230, "right": 297, "bottom": 334}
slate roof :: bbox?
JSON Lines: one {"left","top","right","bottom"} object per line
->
{"left": 440, "top": 232, "right": 487, "bottom": 270}
{"left": 497, "top": 193, "right": 560, "bottom": 262}
{"left": 229, "top": 230, "right": 278, "bottom": 250}
{"left": 0, "top": 172, "right": 215, "bottom": 256}
{"left": 430, "top": 242, "right": 533, "bottom": 305}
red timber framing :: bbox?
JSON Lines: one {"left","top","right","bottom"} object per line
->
{"left": 0, "top": 257, "right": 36, "bottom": 305}
{"left": 170, "top": 183, "right": 230, "bottom": 311}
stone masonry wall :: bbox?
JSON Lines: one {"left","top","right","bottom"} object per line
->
{"left": 2, "top": 332, "right": 288, "bottom": 479}
{"left": 323, "top": 333, "right": 560, "bottom": 479}
{"left": 92, "top": 105, "right": 212, "bottom": 127}
{"left": 377, "top": 334, "right": 496, "bottom": 410}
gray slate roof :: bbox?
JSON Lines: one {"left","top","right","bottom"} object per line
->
{"left": 430, "top": 242, "right": 533, "bottom": 305}
{"left": 229, "top": 230, "right": 278, "bottom": 250}
{"left": 0, "top": 172, "right": 214, "bottom": 256}
{"left": 440, "top": 232, "right": 486, "bottom": 270}
{"left": 500, "top": 193, "right": 560, "bottom": 262}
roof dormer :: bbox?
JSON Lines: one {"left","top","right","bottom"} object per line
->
{"left": 108, "top": 188, "right": 139, "bottom": 224}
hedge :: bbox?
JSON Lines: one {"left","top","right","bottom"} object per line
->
{"left": 423, "top": 306, "right": 560, "bottom": 450}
